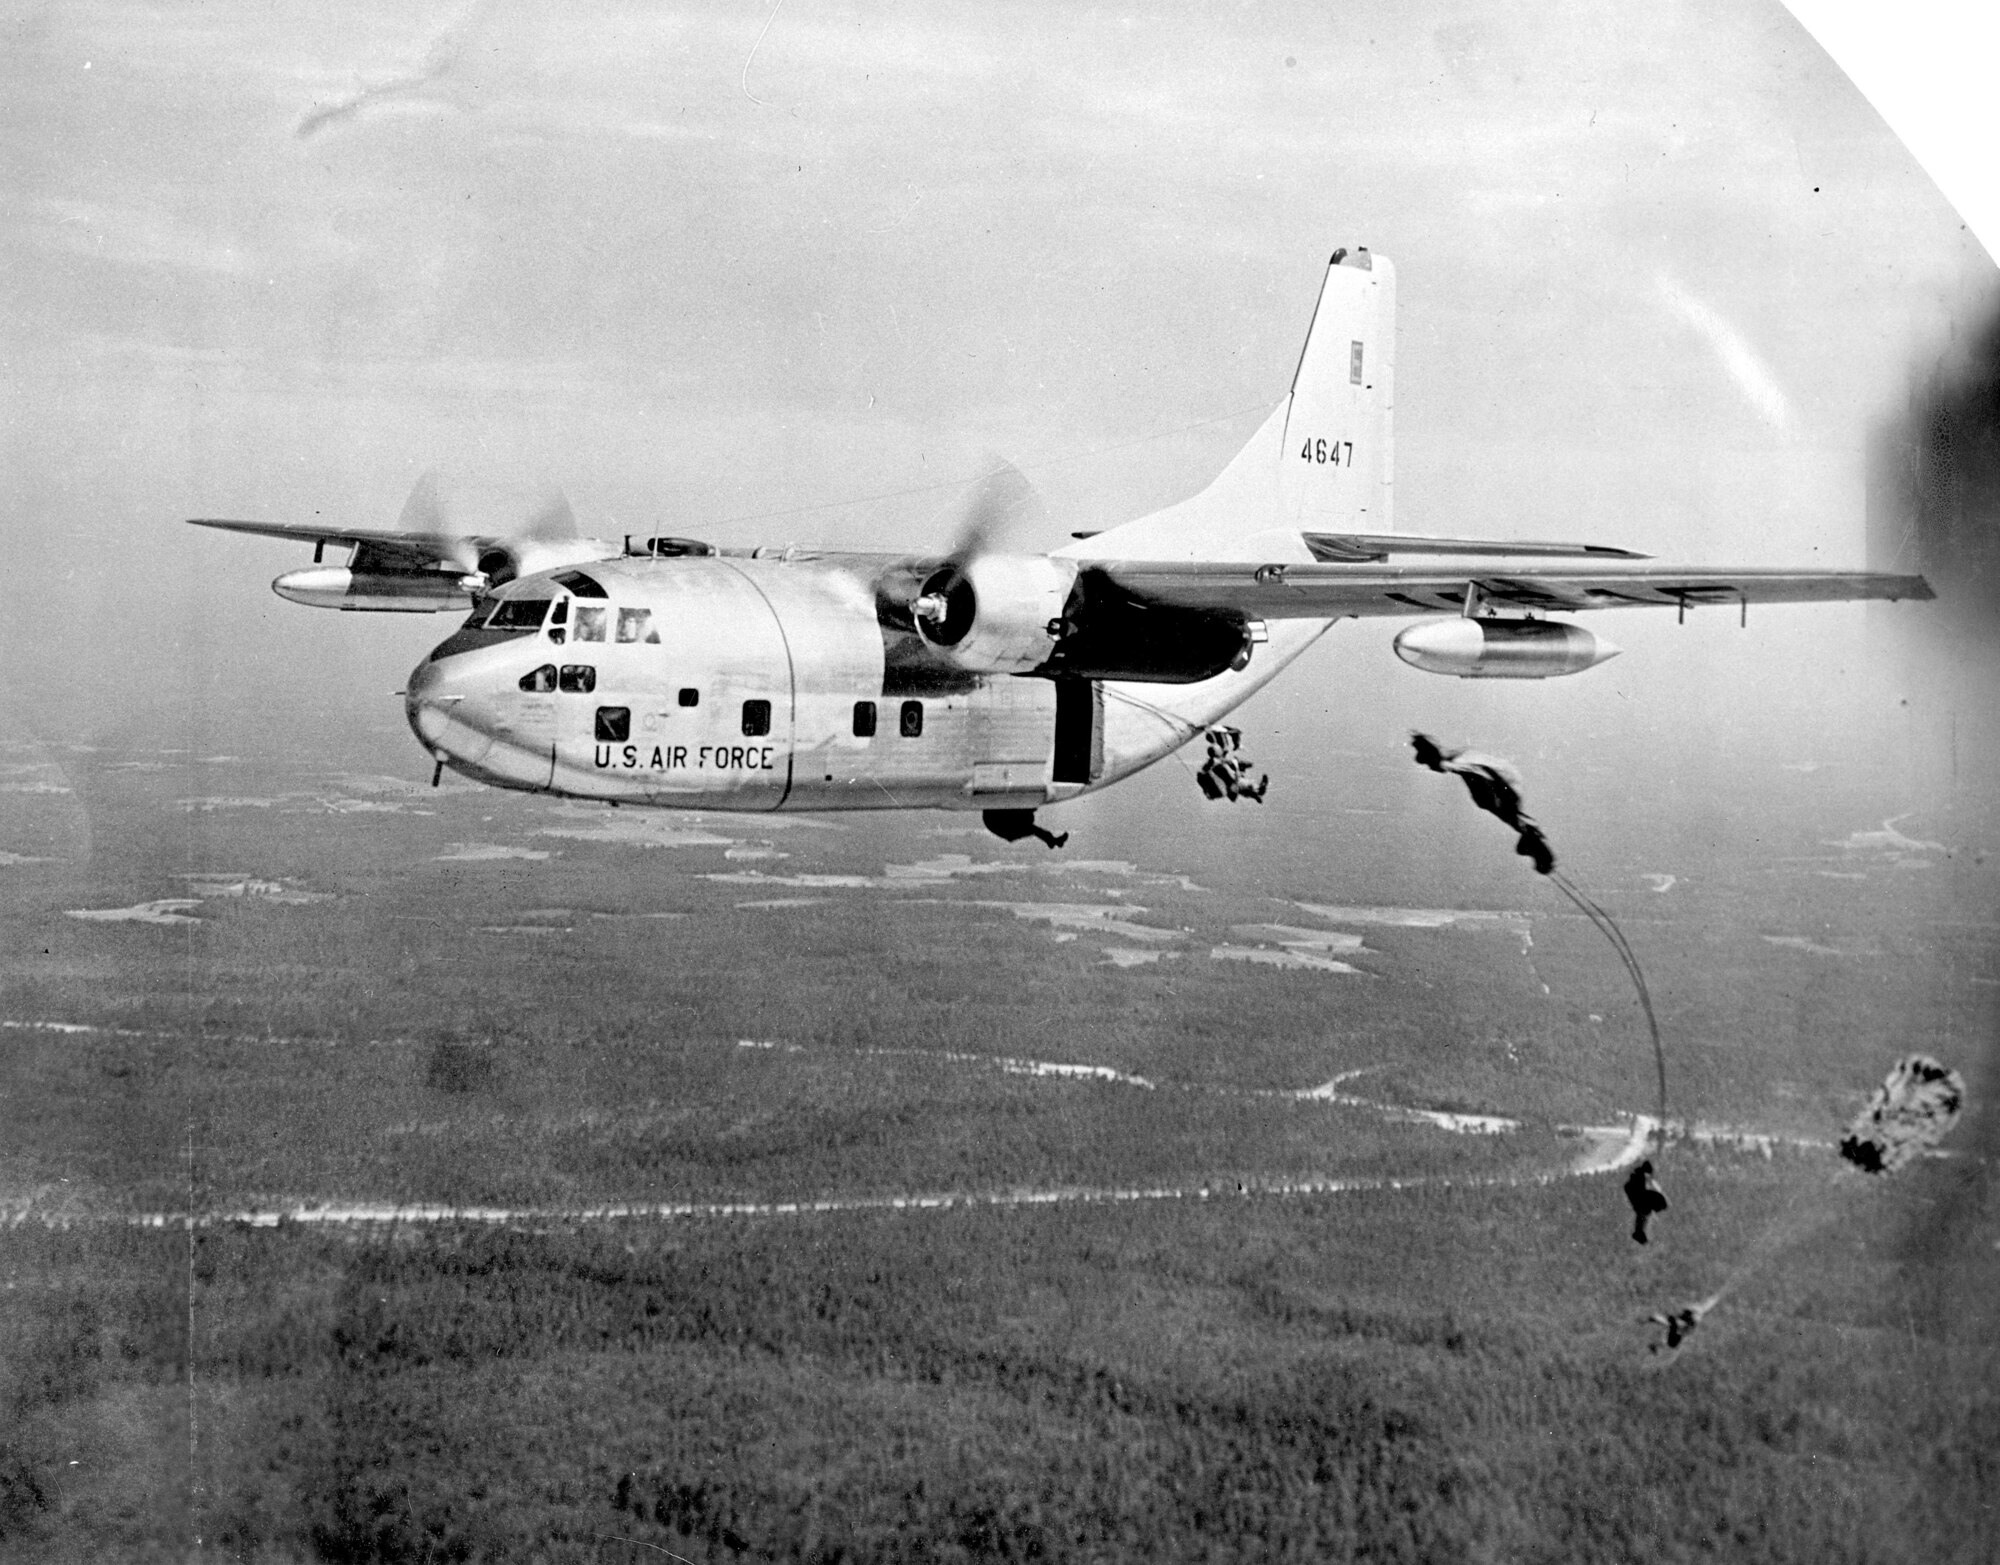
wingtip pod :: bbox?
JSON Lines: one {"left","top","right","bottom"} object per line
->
{"left": 1394, "top": 617, "right": 1619, "bottom": 678}
{"left": 272, "top": 566, "right": 476, "bottom": 612}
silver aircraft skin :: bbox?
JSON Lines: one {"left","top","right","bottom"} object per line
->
{"left": 191, "top": 249, "right": 1930, "bottom": 830}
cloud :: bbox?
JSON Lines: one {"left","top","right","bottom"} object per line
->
{"left": 1656, "top": 272, "right": 1794, "bottom": 432}
{"left": 26, "top": 195, "right": 255, "bottom": 278}
{"left": 295, "top": 0, "right": 487, "bottom": 140}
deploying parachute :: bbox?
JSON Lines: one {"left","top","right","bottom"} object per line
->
{"left": 1838, "top": 1055, "right": 1965, "bottom": 1173}
{"left": 1644, "top": 1293, "right": 1721, "bottom": 1355}
{"left": 1647, "top": 1056, "right": 1969, "bottom": 1361}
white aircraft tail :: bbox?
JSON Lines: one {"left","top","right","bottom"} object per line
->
{"left": 1062, "top": 248, "right": 1395, "bottom": 563}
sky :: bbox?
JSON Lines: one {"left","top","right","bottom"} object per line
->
{"left": 0, "top": 0, "right": 1992, "bottom": 811}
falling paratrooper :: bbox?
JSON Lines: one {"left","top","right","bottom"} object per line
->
{"left": 1197, "top": 726, "right": 1270, "bottom": 804}
{"left": 1623, "top": 1158, "right": 1670, "bottom": 1245}
{"left": 1410, "top": 732, "right": 1554, "bottom": 874}
{"left": 1644, "top": 1292, "right": 1721, "bottom": 1355}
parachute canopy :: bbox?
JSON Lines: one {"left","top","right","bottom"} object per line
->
{"left": 1838, "top": 1054, "right": 1965, "bottom": 1173}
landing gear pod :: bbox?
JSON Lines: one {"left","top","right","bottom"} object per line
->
{"left": 1393, "top": 617, "right": 1619, "bottom": 679}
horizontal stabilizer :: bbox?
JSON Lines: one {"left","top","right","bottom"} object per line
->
{"left": 1304, "top": 533, "right": 1648, "bottom": 563}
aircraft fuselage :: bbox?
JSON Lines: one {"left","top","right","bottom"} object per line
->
{"left": 405, "top": 553, "right": 1328, "bottom": 814}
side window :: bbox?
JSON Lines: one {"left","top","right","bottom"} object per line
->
{"left": 594, "top": 707, "right": 630, "bottom": 743}
{"left": 558, "top": 665, "right": 597, "bottom": 694}
{"left": 552, "top": 570, "right": 608, "bottom": 598}
{"left": 852, "top": 700, "right": 877, "bottom": 738}
{"left": 548, "top": 599, "right": 568, "bottom": 645}
{"left": 677, "top": 688, "right": 700, "bottom": 708}
{"left": 616, "top": 607, "right": 658, "bottom": 644}
{"left": 741, "top": 699, "right": 771, "bottom": 738}
{"left": 518, "top": 664, "right": 557, "bottom": 693}
{"left": 899, "top": 700, "right": 924, "bottom": 739}
{"left": 573, "top": 606, "right": 607, "bottom": 643}
{"left": 484, "top": 597, "right": 550, "bottom": 631}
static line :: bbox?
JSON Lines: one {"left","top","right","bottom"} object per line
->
{"left": 1548, "top": 867, "right": 1669, "bottom": 1142}
{"left": 740, "top": 0, "right": 784, "bottom": 106}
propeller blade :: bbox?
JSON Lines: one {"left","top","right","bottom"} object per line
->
{"left": 516, "top": 487, "right": 578, "bottom": 542}
{"left": 395, "top": 470, "right": 447, "bottom": 533}
{"left": 910, "top": 455, "right": 1051, "bottom": 634}
{"left": 392, "top": 472, "right": 578, "bottom": 547}
{"left": 943, "top": 454, "right": 1045, "bottom": 566}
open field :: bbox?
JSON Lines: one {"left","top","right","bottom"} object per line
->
{"left": 2, "top": 740, "right": 1996, "bottom": 1560}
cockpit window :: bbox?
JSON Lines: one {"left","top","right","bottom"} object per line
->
{"left": 573, "top": 606, "right": 607, "bottom": 643}
{"left": 552, "top": 570, "right": 608, "bottom": 598}
{"left": 519, "top": 664, "right": 557, "bottom": 693}
{"left": 616, "top": 607, "right": 659, "bottom": 644}
{"left": 484, "top": 597, "right": 551, "bottom": 631}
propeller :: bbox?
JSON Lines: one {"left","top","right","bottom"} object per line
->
{"left": 911, "top": 456, "right": 1049, "bottom": 646}
{"left": 389, "top": 470, "right": 580, "bottom": 586}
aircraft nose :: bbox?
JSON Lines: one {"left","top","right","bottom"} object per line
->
{"left": 404, "top": 658, "right": 489, "bottom": 765}
{"left": 404, "top": 660, "right": 457, "bottom": 749}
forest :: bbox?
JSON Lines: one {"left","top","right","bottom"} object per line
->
{"left": 4, "top": 1147, "right": 1996, "bottom": 1562}
{"left": 1, "top": 748, "right": 1993, "bottom": 1561}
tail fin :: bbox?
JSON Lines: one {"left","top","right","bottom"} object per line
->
{"left": 1280, "top": 249, "right": 1396, "bottom": 535}
{"left": 1062, "top": 248, "right": 1395, "bottom": 563}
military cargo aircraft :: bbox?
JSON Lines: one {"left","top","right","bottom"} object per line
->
{"left": 190, "top": 249, "right": 1930, "bottom": 842}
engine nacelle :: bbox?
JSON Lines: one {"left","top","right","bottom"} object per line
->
{"left": 1393, "top": 616, "right": 1619, "bottom": 679}
{"left": 473, "top": 536, "right": 623, "bottom": 589}
{"left": 273, "top": 567, "right": 478, "bottom": 612}
{"left": 914, "top": 554, "right": 1078, "bottom": 673}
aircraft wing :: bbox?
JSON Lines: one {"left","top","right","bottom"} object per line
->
{"left": 1089, "top": 561, "right": 1934, "bottom": 620}
{"left": 187, "top": 517, "right": 476, "bottom": 571}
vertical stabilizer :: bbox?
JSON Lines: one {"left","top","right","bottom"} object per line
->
{"left": 1062, "top": 248, "right": 1395, "bottom": 564}
{"left": 1279, "top": 249, "right": 1395, "bottom": 534}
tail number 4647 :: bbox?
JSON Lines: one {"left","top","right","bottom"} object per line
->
{"left": 1301, "top": 438, "right": 1353, "bottom": 465}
